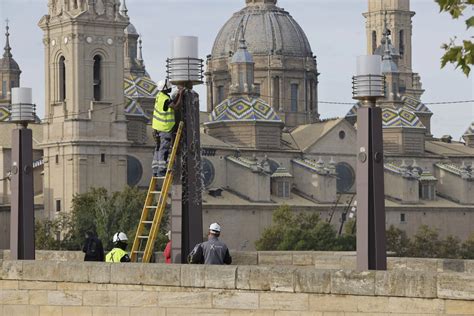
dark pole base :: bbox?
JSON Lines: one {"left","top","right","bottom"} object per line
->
{"left": 356, "top": 106, "right": 387, "bottom": 271}
{"left": 10, "top": 127, "right": 35, "bottom": 260}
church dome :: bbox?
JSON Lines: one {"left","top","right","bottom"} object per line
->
{"left": 125, "top": 23, "right": 138, "bottom": 35}
{"left": 0, "top": 57, "right": 20, "bottom": 71}
{"left": 212, "top": 0, "right": 313, "bottom": 59}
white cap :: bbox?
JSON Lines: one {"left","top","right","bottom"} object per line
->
{"left": 113, "top": 232, "right": 128, "bottom": 243}
{"left": 209, "top": 223, "right": 221, "bottom": 233}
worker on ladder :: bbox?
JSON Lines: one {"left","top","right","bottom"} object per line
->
{"left": 106, "top": 232, "right": 131, "bottom": 263}
{"left": 152, "top": 79, "right": 184, "bottom": 177}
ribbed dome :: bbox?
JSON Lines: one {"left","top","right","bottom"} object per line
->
{"left": 0, "top": 57, "right": 20, "bottom": 71}
{"left": 125, "top": 23, "right": 138, "bottom": 35}
{"left": 212, "top": 0, "right": 313, "bottom": 59}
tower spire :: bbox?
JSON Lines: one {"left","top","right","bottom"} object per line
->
{"left": 3, "top": 19, "right": 12, "bottom": 58}
{"left": 120, "top": 0, "right": 128, "bottom": 17}
{"left": 138, "top": 35, "right": 143, "bottom": 61}
{"left": 238, "top": 24, "right": 247, "bottom": 50}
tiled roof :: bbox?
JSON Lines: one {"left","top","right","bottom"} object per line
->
{"left": 271, "top": 167, "right": 292, "bottom": 178}
{"left": 226, "top": 156, "right": 266, "bottom": 173}
{"left": 124, "top": 74, "right": 158, "bottom": 119}
{"left": 401, "top": 95, "right": 432, "bottom": 114}
{"left": 209, "top": 97, "right": 282, "bottom": 123}
{"left": 381, "top": 108, "right": 425, "bottom": 129}
{"left": 464, "top": 122, "right": 474, "bottom": 136}
{"left": 384, "top": 162, "right": 419, "bottom": 179}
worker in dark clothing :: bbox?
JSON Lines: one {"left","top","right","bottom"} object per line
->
{"left": 188, "top": 223, "right": 232, "bottom": 265}
{"left": 152, "top": 79, "right": 184, "bottom": 177}
{"left": 82, "top": 231, "right": 104, "bottom": 262}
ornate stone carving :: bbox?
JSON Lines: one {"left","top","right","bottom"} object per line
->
{"left": 95, "top": 0, "right": 105, "bottom": 16}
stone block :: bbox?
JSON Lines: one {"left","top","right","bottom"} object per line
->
{"left": 28, "top": 290, "right": 49, "bottom": 305}
{"left": 445, "top": 300, "right": 474, "bottom": 315}
{"left": 258, "top": 251, "right": 292, "bottom": 265}
{"left": 3, "top": 305, "right": 39, "bottom": 316}
{"left": 212, "top": 291, "right": 259, "bottom": 310}
{"left": 39, "top": 306, "right": 62, "bottom": 316}
{"left": 405, "top": 258, "right": 438, "bottom": 272}
{"left": 438, "top": 273, "right": 474, "bottom": 300}
{"left": 440, "top": 259, "right": 465, "bottom": 273}
{"left": 313, "top": 256, "right": 341, "bottom": 270}
{"left": 83, "top": 290, "right": 117, "bottom": 306}
{"left": 144, "top": 264, "right": 181, "bottom": 287}
{"left": 19, "top": 281, "right": 57, "bottom": 290}
{"left": 309, "top": 294, "right": 358, "bottom": 312}
{"left": 110, "top": 263, "right": 146, "bottom": 285}
{"left": 166, "top": 307, "right": 228, "bottom": 315}
{"left": 57, "top": 282, "right": 97, "bottom": 291}
{"left": 92, "top": 307, "right": 130, "bottom": 316}
{"left": 22, "top": 261, "right": 60, "bottom": 282}
{"left": 159, "top": 291, "right": 212, "bottom": 308}
{"left": 387, "top": 297, "right": 445, "bottom": 313}
{"left": 259, "top": 293, "right": 309, "bottom": 311}
{"left": 231, "top": 311, "right": 274, "bottom": 316}
{"left": 181, "top": 265, "right": 205, "bottom": 288}
{"left": 339, "top": 256, "right": 356, "bottom": 270}
{"left": 270, "top": 266, "right": 296, "bottom": 292}
{"left": 58, "top": 261, "right": 89, "bottom": 283}
{"left": 355, "top": 296, "right": 389, "bottom": 313}
{"left": 205, "top": 265, "right": 236, "bottom": 289}
{"left": 236, "top": 266, "right": 271, "bottom": 291}
{"left": 2, "top": 260, "right": 23, "bottom": 280}
{"left": 387, "top": 257, "right": 407, "bottom": 270}
{"left": 295, "top": 268, "right": 331, "bottom": 294}
{"left": 375, "top": 270, "right": 437, "bottom": 298}
{"left": 465, "top": 260, "right": 474, "bottom": 274}
{"left": 292, "top": 252, "right": 314, "bottom": 266}
{"left": 232, "top": 251, "right": 258, "bottom": 265}
{"left": 0, "top": 280, "right": 19, "bottom": 289}
{"left": 117, "top": 290, "right": 159, "bottom": 307}
{"left": 275, "top": 312, "right": 323, "bottom": 316}
{"left": 331, "top": 270, "right": 375, "bottom": 296}
{"left": 129, "top": 307, "right": 166, "bottom": 316}
{"left": 87, "top": 262, "right": 111, "bottom": 284}
{"left": 100, "top": 284, "right": 143, "bottom": 291}
{"left": 63, "top": 307, "right": 93, "bottom": 316}
{"left": 0, "top": 289, "right": 29, "bottom": 304}
{"left": 47, "top": 290, "right": 83, "bottom": 306}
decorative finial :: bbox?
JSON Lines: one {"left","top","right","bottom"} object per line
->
{"left": 120, "top": 0, "right": 128, "bottom": 17}
{"left": 138, "top": 35, "right": 143, "bottom": 61}
{"left": 238, "top": 24, "right": 247, "bottom": 50}
{"left": 3, "top": 19, "right": 12, "bottom": 58}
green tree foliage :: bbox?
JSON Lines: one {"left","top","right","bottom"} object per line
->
{"left": 461, "top": 233, "right": 474, "bottom": 259}
{"left": 436, "top": 0, "right": 474, "bottom": 76}
{"left": 255, "top": 205, "right": 355, "bottom": 251}
{"left": 386, "top": 225, "right": 411, "bottom": 257}
{"left": 35, "top": 186, "right": 170, "bottom": 252}
{"left": 410, "top": 225, "right": 441, "bottom": 258}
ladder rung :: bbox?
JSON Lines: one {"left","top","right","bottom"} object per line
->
{"left": 153, "top": 177, "right": 166, "bottom": 180}
{"left": 133, "top": 251, "right": 145, "bottom": 254}
{"left": 138, "top": 236, "right": 149, "bottom": 239}
{"left": 150, "top": 191, "right": 161, "bottom": 194}
{"left": 141, "top": 221, "right": 153, "bottom": 224}
{"left": 146, "top": 206, "right": 158, "bottom": 209}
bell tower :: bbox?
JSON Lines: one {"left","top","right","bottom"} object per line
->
{"left": 364, "top": 0, "right": 424, "bottom": 99}
{"left": 0, "top": 20, "right": 21, "bottom": 107}
{"left": 39, "top": 0, "right": 130, "bottom": 217}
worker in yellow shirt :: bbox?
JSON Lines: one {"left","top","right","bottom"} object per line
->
{"left": 105, "top": 232, "right": 131, "bottom": 263}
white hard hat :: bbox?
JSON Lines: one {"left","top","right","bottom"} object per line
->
{"left": 157, "top": 79, "right": 172, "bottom": 91}
{"left": 113, "top": 232, "right": 128, "bottom": 243}
{"left": 209, "top": 223, "right": 221, "bottom": 233}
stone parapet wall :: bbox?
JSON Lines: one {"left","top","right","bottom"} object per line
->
{"left": 1, "top": 259, "right": 473, "bottom": 315}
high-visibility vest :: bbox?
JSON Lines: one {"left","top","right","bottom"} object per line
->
{"left": 152, "top": 92, "right": 175, "bottom": 132}
{"left": 105, "top": 248, "right": 128, "bottom": 263}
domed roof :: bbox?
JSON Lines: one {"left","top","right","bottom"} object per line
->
{"left": 464, "top": 122, "right": 474, "bottom": 136}
{"left": 125, "top": 23, "right": 138, "bottom": 35}
{"left": 212, "top": 0, "right": 313, "bottom": 59}
{"left": 0, "top": 56, "right": 20, "bottom": 71}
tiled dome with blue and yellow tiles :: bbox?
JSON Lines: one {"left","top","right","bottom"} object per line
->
{"left": 381, "top": 108, "right": 425, "bottom": 129}
{"left": 346, "top": 96, "right": 432, "bottom": 119}
{"left": 210, "top": 97, "right": 282, "bottom": 122}
{"left": 124, "top": 74, "right": 159, "bottom": 117}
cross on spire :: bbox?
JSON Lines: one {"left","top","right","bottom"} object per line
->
{"left": 3, "top": 18, "right": 12, "bottom": 58}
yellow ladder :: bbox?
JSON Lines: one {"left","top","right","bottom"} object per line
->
{"left": 131, "top": 121, "right": 184, "bottom": 263}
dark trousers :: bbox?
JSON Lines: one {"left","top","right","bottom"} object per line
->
{"left": 152, "top": 130, "right": 173, "bottom": 177}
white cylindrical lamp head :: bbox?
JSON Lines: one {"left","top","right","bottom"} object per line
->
{"left": 167, "top": 36, "right": 203, "bottom": 85}
{"left": 353, "top": 55, "right": 385, "bottom": 100}
{"left": 10, "top": 88, "right": 36, "bottom": 123}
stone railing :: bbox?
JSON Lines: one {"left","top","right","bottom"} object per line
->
{"left": 1, "top": 259, "right": 473, "bottom": 315}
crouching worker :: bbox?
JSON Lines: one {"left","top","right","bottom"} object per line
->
{"left": 106, "top": 232, "right": 131, "bottom": 263}
{"left": 187, "top": 223, "right": 232, "bottom": 265}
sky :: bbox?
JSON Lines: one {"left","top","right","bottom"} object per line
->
{"left": 0, "top": 0, "right": 472, "bottom": 139}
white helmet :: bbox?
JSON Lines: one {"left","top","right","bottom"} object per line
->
{"left": 157, "top": 79, "right": 172, "bottom": 91}
{"left": 113, "top": 232, "right": 128, "bottom": 243}
{"left": 209, "top": 223, "right": 221, "bottom": 233}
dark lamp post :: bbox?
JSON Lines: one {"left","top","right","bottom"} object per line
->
{"left": 10, "top": 87, "right": 36, "bottom": 260}
{"left": 166, "top": 36, "right": 204, "bottom": 263}
{"left": 352, "top": 56, "right": 387, "bottom": 271}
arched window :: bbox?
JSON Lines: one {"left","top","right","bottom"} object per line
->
{"left": 399, "top": 30, "right": 405, "bottom": 56}
{"left": 93, "top": 55, "right": 102, "bottom": 101}
{"left": 273, "top": 76, "right": 280, "bottom": 109}
{"left": 372, "top": 31, "right": 377, "bottom": 54}
{"left": 59, "top": 56, "right": 66, "bottom": 101}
